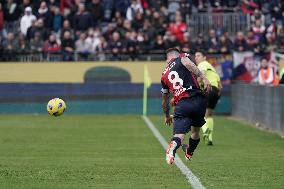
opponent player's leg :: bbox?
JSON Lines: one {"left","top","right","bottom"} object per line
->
{"left": 166, "top": 133, "right": 184, "bottom": 165}
{"left": 205, "top": 108, "right": 214, "bottom": 145}
{"left": 203, "top": 87, "right": 219, "bottom": 145}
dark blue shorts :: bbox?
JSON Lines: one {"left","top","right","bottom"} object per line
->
{"left": 173, "top": 95, "right": 207, "bottom": 134}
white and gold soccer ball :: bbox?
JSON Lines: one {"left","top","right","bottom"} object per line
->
{"left": 47, "top": 98, "right": 66, "bottom": 116}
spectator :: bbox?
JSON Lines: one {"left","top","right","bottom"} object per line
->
{"left": 48, "top": 0, "right": 60, "bottom": 8}
{"left": 266, "top": 34, "right": 277, "bottom": 52}
{"left": 271, "top": 1, "right": 282, "bottom": 20}
{"left": 43, "top": 34, "right": 61, "bottom": 54}
{"left": 164, "top": 32, "right": 180, "bottom": 49}
{"left": 252, "top": 37, "right": 266, "bottom": 55}
{"left": 234, "top": 31, "right": 247, "bottom": 52}
{"left": 114, "top": 0, "right": 131, "bottom": 16}
{"left": 2, "top": 32, "right": 18, "bottom": 60}
{"left": 276, "top": 29, "right": 284, "bottom": 53}
{"left": 18, "top": 33, "right": 29, "bottom": 53}
{"left": 20, "top": 7, "right": 36, "bottom": 36}
{"left": 0, "top": 0, "right": 283, "bottom": 61}
{"left": 126, "top": 0, "right": 143, "bottom": 21}
{"left": 251, "top": 19, "right": 265, "bottom": 41}
{"left": 19, "top": 0, "right": 32, "bottom": 13}
{"left": 219, "top": 35, "right": 231, "bottom": 54}
{"left": 225, "top": 0, "right": 239, "bottom": 8}
{"left": 181, "top": 34, "right": 193, "bottom": 53}
{"left": 52, "top": 7, "right": 63, "bottom": 33}
{"left": 120, "top": 20, "right": 132, "bottom": 38}
{"left": 88, "top": 0, "right": 104, "bottom": 26}
{"left": 96, "top": 36, "right": 108, "bottom": 60}
{"left": 153, "top": 35, "right": 166, "bottom": 51}
{"left": 107, "top": 31, "right": 124, "bottom": 60}
{"left": 85, "top": 28, "right": 105, "bottom": 56}
{"left": 103, "top": 23, "right": 116, "bottom": 41}
{"left": 168, "top": 0, "right": 181, "bottom": 20}
{"left": 223, "top": 31, "right": 233, "bottom": 48}
{"left": 258, "top": 57, "right": 276, "bottom": 86}
{"left": 3, "top": 0, "right": 21, "bottom": 32}
{"left": 37, "top": 1, "right": 53, "bottom": 29}
{"left": 141, "top": 19, "right": 156, "bottom": 39}
{"left": 136, "top": 30, "right": 146, "bottom": 50}
{"left": 61, "top": 30, "right": 75, "bottom": 61}
{"left": 266, "top": 18, "right": 278, "bottom": 41}
{"left": 151, "top": 11, "right": 165, "bottom": 36}
{"left": 112, "top": 11, "right": 123, "bottom": 23}
{"left": 132, "top": 12, "right": 144, "bottom": 31}
{"left": 193, "top": 0, "right": 208, "bottom": 11}
{"left": 168, "top": 11, "right": 187, "bottom": 43}
{"left": 180, "top": 0, "right": 191, "bottom": 18}
{"left": 60, "top": 20, "right": 74, "bottom": 40}
{"left": 0, "top": 3, "right": 5, "bottom": 38}
{"left": 193, "top": 34, "right": 207, "bottom": 52}
{"left": 73, "top": 3, "right": 92, "bottom": 33}
{"left": 75, "top": 32, "right": 92, "bottom": 60}
{"left": 26, "top": 19, "right": 37, "bottom": 41}
{"left": 125, "top": 31, "right": 139, "bottom": 60}
{"left": 209, "top": 0, "right": 224, "bottom": 9}
{"left": 246, "top": 30, "right": 257, "bottom": 50}
{"left": 207, "top": 29, "right": 220, "bottom": 53}
{"left": 30, "top": 32, "right": 44, "bottom": 53}
{"left": 35, "top": 18, "right": 50, "bottom": 41}
{"left": 0, "top": 35, "right": 4, "bottom": 60}
{"left": 251, "top": 9, "right": 265, "bottom": 25}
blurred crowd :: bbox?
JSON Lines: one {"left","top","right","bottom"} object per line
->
{"left": 0, "top": 0, "right": 284, "bottom": 61}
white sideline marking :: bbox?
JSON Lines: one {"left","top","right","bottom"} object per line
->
{"left": 142, "top": 116, "right": 205, "bottom": 189}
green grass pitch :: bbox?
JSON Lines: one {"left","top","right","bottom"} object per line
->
{"left": 0, "top": 115, "right": 283, "bottom": 189}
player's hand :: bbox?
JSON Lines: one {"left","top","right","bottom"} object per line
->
{"left": 164, "top": 115, "right": 173, "bottom": 126}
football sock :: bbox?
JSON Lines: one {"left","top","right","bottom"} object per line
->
{"left": 171, "top": 137, "right": 181, "bottom": 154}
{"left": 188, "top": 137, "right": 200, "bottom": 154}
{"left": 206, "top": 117, "right": 214, "bottom": 142}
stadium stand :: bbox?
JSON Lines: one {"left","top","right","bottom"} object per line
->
{"left": 0, "top": 0, "right": 283, "bottom": 61}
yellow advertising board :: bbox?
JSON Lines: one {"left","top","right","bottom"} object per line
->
{"left": 0, "top": 62, "right": 165, "bottom": 83}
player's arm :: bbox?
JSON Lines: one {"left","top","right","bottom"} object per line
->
{"left": 180, "top": 56, "right": 211, "bottom": 93}
{"left": 161, "top": 81, "right": 173, "bottom": 126}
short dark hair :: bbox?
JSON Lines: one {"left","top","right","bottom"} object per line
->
{"left": 166, "top": 47, "right": 180, "bottom": 55}
{"left": 195, "top": 49, "right": 206, "bottom": 57}
{"left": 260, "top": 57, "right": 268, "bottom": 61}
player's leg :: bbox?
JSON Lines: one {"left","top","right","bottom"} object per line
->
{"left": 203, "top": 86, "right": 220, "bottom": 145}
{"left": 166, "top": 133, "right": 185, "bottom": 165}
{"left": 166, "top": 116, "right": 191, "bottom": 164}
{"left": 201, "top": 111, "right": 210, "bottom": 144}
{"left": 183, "top": 126, "right": 201, "bottom": 160}
{"left": 181, "top": 95, "right": 207, "bottom": 160}
{"left": 205, "top": 108, "right": 214, "bottom": 145}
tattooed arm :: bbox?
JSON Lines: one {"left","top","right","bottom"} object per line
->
{"left": 180, "top": 56, "right": 211, "bottom": 93}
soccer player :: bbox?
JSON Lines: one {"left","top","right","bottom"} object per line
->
{"left": 161, "top": 48, "right": 211, "bottom": 165}
{"left": 195, "top": 50, "right": 221, "bottom": 145}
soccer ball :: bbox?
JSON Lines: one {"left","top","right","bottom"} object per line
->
{"left": 47, "top": 98, "right": 66, "bottom": 116}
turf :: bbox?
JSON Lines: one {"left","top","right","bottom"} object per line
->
{"left": 0, "top": 115, "right": 188, "bottom": 189}
{"left": 0, "top": 115, "right": 283, "bottom": 189}
{"left": 150, "top": 115, "right": 284, "bottom": 189}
